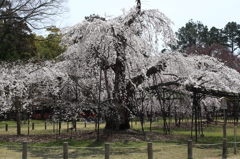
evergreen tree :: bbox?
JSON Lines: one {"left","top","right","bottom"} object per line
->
{"left": 0, "top": 2, "right": 36, "bottom": 60}
{"left": 176, "top": 20, "right": 208, "bottom": 52}
{"left": 35, "top": 26, "right": 66, "bottom": 60}
{"left": 208, "top": 26, "right": 227, "bottom": 46}
{"left": 222, "top": 22, "right": 240, "bottom": 55}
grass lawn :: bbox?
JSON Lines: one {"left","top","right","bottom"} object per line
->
{"left": 0, "top": 119, "right": 240, "bottom": 158}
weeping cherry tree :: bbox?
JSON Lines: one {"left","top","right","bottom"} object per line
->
{"left": 61, "top": 0, "right": 175, "bottom": 130}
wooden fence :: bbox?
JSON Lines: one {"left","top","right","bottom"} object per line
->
{"left": 20, "top": 139, "right": 231, "bottom": 159}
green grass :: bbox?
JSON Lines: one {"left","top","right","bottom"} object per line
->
{"left": 0, "top": 120, "right": 104, "bottom": 135}
{"left": 1, "top": 119, "right": 240, "bottom": 158}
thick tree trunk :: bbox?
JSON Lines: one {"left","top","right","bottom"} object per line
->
{"left": 104, "top": 25, "right": 130, "bottom": 130}
{"left": 105, "top": 107, "right": 130, "bottom": 130}
{"left": 104, "top": 1, "right": 142, "bottom": 130}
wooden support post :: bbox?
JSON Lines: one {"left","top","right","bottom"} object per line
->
{"left": 32, "top": 123, "right": 34, "bottom": 130}
{"left": 188, "top": 140, "right": 193, "bottom": 159}
{"left": 28, "top": 118, "right": 30, "bottom": 135}
{"left": 95, "top": 120, "right": 97, "bottom": 131}
{"left": 45, "top": 121, "right": 47, "bottom": 130}
{"left": 59, "top": 122, "right": 61, "bottom": 135}
{"left": 234, "top": 125, "right": 237, "bottom": 154}
{"left": 67, "top": 121, "right": 69, "bottom": 132}
{"left": 223, "top": 110, "right": 227, "bottom": 138}
{"left": 193, "top": 88, "right": 198, "bottom": 143}
{"left": 22, "top": 141, "right": 28, "bottom": 159}
{"left": 222, "top": 138, "right": 227, "bottom": 159}
{"left": 63, "top": 142, "right": 68, "bottom": 159}
{"left": 53, "top": 121, "right": 55, "bottom": 133}
{"left": 131, "top": 119, "right": 133, "bottom": 128}
{"left": 75, "top": 121, "right": 77, "bottom": 132}
{"left": 147, "top": 142, "right": 153, "bottom": 159}
{"left": 84, "top": 122, "right": 86, "bottom": 128}
{"left": 221, "top": 97, "right": 227, "bottom": 139}
{"left": 5, "top": 124, "right": 8, "bottom": 131}
{"left": 105, "top": 143, "right": 110, "bottom": 159}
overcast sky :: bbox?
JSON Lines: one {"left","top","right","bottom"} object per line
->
{"left": 59, "top": 0, "right": 240, "bottom": 32}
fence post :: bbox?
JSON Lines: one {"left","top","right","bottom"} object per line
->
{"left": 22, "top": 141, "right": 28, "bottom": 159}
{"left": 45, "top": 121, "right": 47, "bottom": 130}
{"left": 63, "top": 142, "right": 68, "bottom": 159}
{"left": 222, "top": 138, "right": 227, "bottom": 159}
{"left": 32, "top": 123, "right": 34, "bottom": 130}
{"left": 84, "top": 122, "right": 87, "bottom": 128}
{"left": 188, "top": 140, "right": 193, "bottom": 159}
{"left": 147, "top": 142, "right": 153, "bottom": 159}
{"left": 5, "top": 123, "right": 8, "bottom": 131}
{"left": 105, "top": 143, "right": 110, "bottom": 159}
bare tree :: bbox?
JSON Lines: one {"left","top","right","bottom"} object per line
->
{"left": 0, "top": 0, "right": 68, "bottom": 60}
{"left": 0, "top": 0, "right": 68, "bottom": 30}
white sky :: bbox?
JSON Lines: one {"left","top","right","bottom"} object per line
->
{"left": 58, "top": 0, "right": 240, "bottom": 32}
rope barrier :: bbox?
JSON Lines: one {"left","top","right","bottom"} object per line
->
{"left": 111, "top": 146, "right": 145, "bottom": 149}
{"left": 0, "top": 144, "right": 21, "bottom": 147}
{"left": 29, "top": 146, "right": 62, "bottom": 149}
{"left": 68, "top": 146, "right": 104, "bottom": 149}
{"left": 0, "top": 142, "right": 238, "bottom": 149}
{"left": 154, "top": 144, "right": 187, "bottom": 147}
{"left": 228, "top": 142, "right": 240, "bottom": 144}
{"left": 194, "top": 143, "right": 222, "bottom": 146}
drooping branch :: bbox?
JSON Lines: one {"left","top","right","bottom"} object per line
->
{"left": 124, "top": 0, "right": 142, "bottom": 27}
{"left": 126, "top": 63, "right": 167, "bottom": 89}
{"left": 136, "top": 0, "right": 141, "bottom": 14}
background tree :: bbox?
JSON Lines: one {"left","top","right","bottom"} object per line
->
{"left": 175, "top": 20, "right": 235, "bottom": 52}
{"left": 0, "top": 59, "right": 69, "bottom": 135}
{"left": 0, "top": 2, "right": 36, "bottom": 60}
{"left": 176, "top": 20, "right": 208, "bottom": 52}
{"left": 0, "top": 0, "right": 68, "bottom": 30}
{"left": 35, "top": 26, "right": 66, "bottom": 60}
{"left": 222, "top": 22, "right": 240, "bottom": 55}
{"left": 176, "top": 20, "right": 240, "bottom": 72}
{"left": 208, "top": 26, "right": 227, "bottom": 46}
{"left": 0, "top": 0, "right": 68, "bottom": 61}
